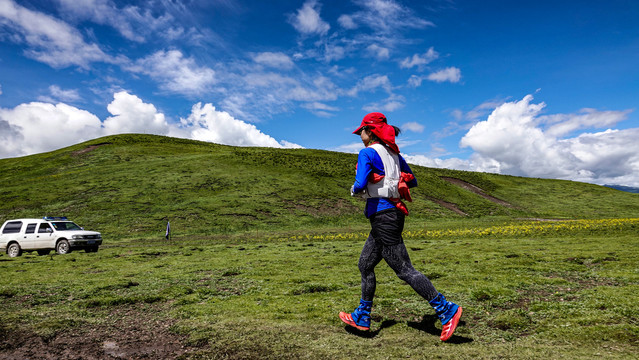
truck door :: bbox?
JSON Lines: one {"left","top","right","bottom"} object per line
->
{"left": 36, "top": 222, "right": 56, "bottom": 249}
{"left": 21, "top": 223, "right": 39, "bottom": 250}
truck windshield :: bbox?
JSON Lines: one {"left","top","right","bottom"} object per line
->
{"left": 51, "top": 222, "right": 82, "bottom": 231}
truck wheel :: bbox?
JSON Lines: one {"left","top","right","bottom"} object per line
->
{"left": 7, "top": 243, "right": 21, "bottom": 258}
{"left": 56, "top": 240, "right": 71, "bottom": 255}
{"left": 37, "top": 250, "right": 51, "bottom": 256}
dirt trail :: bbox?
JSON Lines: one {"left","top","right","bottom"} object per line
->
{"left": 0, "top": 303, "right": 204, "bottom": 359}
{"left": 71, "top": 142, "right": 112, "bottom": 156}
{"left": 441, "top": 177, "right": 515, "bottom": 208}
{"left": 426, "top": 196, "right": 468, "bottom": 216}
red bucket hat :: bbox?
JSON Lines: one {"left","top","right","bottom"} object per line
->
{"left": 353, "top": 112, "right": 400, "bottom": 153}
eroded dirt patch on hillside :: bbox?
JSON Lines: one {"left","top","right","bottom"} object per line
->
{"left": 71, "top": 142, "right": 112, "bottom": 156}
{"left": 426, "top": 196, "right": 468, "bottom": 216}
{"left": 0, "top": 303, "right": 204, "bottom": 359}
{"left": 441, "top": 177, "right": 515, "bottom": 208}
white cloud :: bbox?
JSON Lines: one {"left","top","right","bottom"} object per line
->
{"left": 289, "top": 0, "right": 330, "bottom": 36}
{"left": 367, "top": 44, "right": 390, "bottom": 60}
{"left": 128, "top": 50, "right": 216, "bottom": 95}
{"left": 333, "top": 142, "right": 366, "bottom": 154}
{"left": 407, "top": 75, "right": 425, "bottom": 88}
{"left": 55, "top": 0, "right": 179, "bottom": 43}
{"left": 0, "top": 101, "right": 102, "bottom": 158}
{"left": 401, "top": 96, "right": 639, "bottom": 186}
{"left": 363, "top": 94, "right": 405, "bottom": 112}
{"left": 349, "top": 0, "right": 434, "bottom": 34}
{"left": 0, "top": 0, "right": 116, "bottom": 69}
{"left": 323, "top": 43, "right": 347, "bottom": 62}
{"left": 459, "top": 95, "right": 638, "bottom": 185}
{"left": 400, "top": 47, "right": 438, "bottom": 69}
{"left": 217, "top": 69, "right": 339, "bottom": 121}
{"left": 402, "top": 122, "right": 425, "bottom": 133}
{"left": 403, "top": 154, "right": 476, "bottom": 172}
{"left": 37, "top": 85, "right": 82, "bottom": 103}
{"left": 427, "top": 67, "right": 462, "bottom": 83}
{"left": 347, "top": 74, "right": 393, "bottom": 96}
{"left": 540, "top": 108, "right": 631, "bottom": 137}
{"left": 0, "top": 91, "right": 301, "bottom": 159}
{"left": 176, "top": 102, "right": 300, "bottom": 148}
{"left": 338, "top": 14, "right": 357, "bottom": 29}
{"left": 301, "top": 101, "right": 340, "bottom": 117}
{"left": 103, "top": 92, "right": 169, "bottom": 135}
{"left": 252, "top": 52, "right": 294, "bottom": 69}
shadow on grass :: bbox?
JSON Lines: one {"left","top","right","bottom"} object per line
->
{"left": 407, "top": 314, "right": 473, "bottom": 344}
{"left": 344, "top": 319, "right": 398, "bottom": 338}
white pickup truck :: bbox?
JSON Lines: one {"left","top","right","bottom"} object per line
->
{"left": 0, "top": 217, "right": 102, "bottom": 257}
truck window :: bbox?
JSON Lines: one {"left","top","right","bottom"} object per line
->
{"left": 2, "top": 221, "right": 23, "bottom": 234}
{"left": 25, "top": 223, "right": 37, "bottom": 234}
{"left": 38, "top": 223, "right": 53, "bottom": 233}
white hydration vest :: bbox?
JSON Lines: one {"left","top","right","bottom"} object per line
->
{"left": 365, "top": 143, "right": 401, "bottom": 199}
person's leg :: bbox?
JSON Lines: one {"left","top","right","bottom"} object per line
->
{"left": 358, "top": 233, "right": 384, "bottom": 301}
{"left": 381, "top": 243, "right": 438, "bottom": 301}
{"left": 374, "top": 210, "right": 462, "bottom": 341}
{"left": 383, "top": 242, "right": 462, "bottom": 340}
{"left": 339, "top": 233, "right": 383, "bottom": 330}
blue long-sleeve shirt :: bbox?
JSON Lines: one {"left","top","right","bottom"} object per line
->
{"left": 353, "top": 146, "right": 418, "bottom": 218}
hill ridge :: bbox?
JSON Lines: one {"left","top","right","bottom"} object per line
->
{"left": 1, "top": 134, "right": 638, "bottom": 240}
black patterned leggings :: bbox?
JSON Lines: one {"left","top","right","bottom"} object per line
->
{"left": 358, "top": 209, "right": 439, "bottom": 302}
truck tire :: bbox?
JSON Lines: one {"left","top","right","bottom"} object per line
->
{"left": 7, "top": 243, "right": 21, "bottom": 258}
{"left": 56, "top": 239, "right": 71, "bottom": 255}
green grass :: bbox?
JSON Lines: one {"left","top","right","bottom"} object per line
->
{"left": 1, "top": 134, "right": 638, "bottom": 241}
{"left": 0, "top": 228, "right": 637, "bottom": 359}
{"left": 1, "top": 134, "right": 639, "bottom": 358}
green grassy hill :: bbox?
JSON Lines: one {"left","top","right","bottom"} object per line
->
{"left": 2, "top": 134, "right": 638, "bottom": 359}
{"left": 1, "top": 134, "right": 637, "bottom": 240}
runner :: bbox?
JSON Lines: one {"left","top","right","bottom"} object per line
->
{"left": 339, "top": 112, "right": 462, "bottom": 341}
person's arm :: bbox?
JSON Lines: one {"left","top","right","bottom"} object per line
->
{"left": 352, "top": 148, "right": 374, "bottom": 194}
{"left": 399, "top": 155, "right": 418, "bottom": 188}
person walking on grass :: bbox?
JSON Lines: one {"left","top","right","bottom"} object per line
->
{"left": 339, "top": 112, "right": 462, "bottom": 341}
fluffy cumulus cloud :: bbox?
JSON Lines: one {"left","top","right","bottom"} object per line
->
{"left": 458, "top": 95, "right": 638, "bottom": 185}
{"left": 103, "top": 92, "right": 169, "bottom": 135}
{"left": 288, "top": 0, "right": 330, "bottom": 36}
{"left": 176, "top": 103, "right": 300, "bottom": 148}
{"left": 0, "top": 0, "right": 116, "bottom": 69}
{"left": 404, "top": 96, "right": 639, "bottom": 186}
{"left": 0, "top": 92, "right": 300, "bottom": 159}
{"left": 0, "top": 101, "right": 103, "bottom": 158}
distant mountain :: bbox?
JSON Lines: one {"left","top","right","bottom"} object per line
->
{"left": 604, "top": 185, "right": 639, "bottom": 193}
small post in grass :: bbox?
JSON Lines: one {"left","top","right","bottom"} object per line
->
{"left": 165, "top": 220, "right": 171, "bottom": 240}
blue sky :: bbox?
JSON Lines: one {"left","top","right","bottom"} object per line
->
{"left": 1, "top": 0, "right": 638, "bottom": 186}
